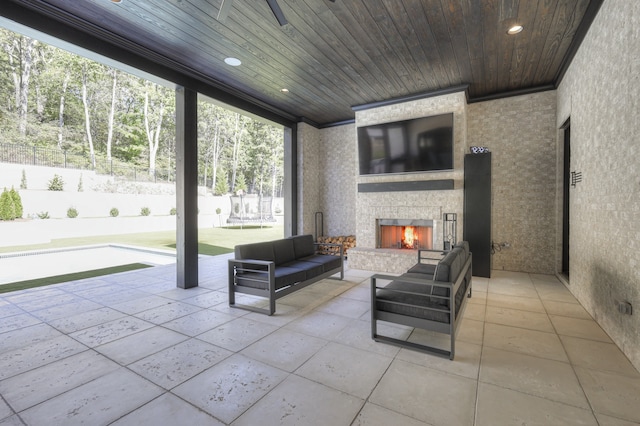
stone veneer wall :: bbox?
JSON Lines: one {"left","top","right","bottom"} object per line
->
{"left": 556, "top": 0, "right": 640, "bottom": 371}
{"left": 297, "top": 122, "right": 323, "bottom": 236}
{"left": 318, "top": 124, "right": 357, "bottom": 237}
{"left": 467, "top": 91, "right": 557, "bottom": 274}
{"left": 349, "top": 91, "right": 467, "bottom": 272}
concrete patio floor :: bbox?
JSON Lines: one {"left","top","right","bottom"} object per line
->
{"left": 1, "top": 256, "right": 639, "bottom": 425}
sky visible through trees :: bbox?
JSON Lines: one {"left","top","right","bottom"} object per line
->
{"left": 0, "top": 27, "right": 285, "bottom": 196}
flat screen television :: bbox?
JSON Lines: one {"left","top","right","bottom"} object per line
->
{"left": 357, "top": 113, "right": 454, "bottom": 175}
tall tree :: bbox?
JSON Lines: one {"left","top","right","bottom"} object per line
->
{"left": 81, "top": 60, "right": 96, "bottom": 167}
{"left": 230, "top": 112, "right": 247, "bottom": 192}
{"left": 143, "top": 81, "right": 167, "bottom": 175}
{"left": 106, "top": 68, "right": 118, "bottom": 161}
{"left": 1, "top": 31, "right": 38, "bottom": 137}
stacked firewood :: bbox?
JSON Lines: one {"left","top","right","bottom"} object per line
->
{"left": 317, "top": 235, "right": 356, "bottom": 257}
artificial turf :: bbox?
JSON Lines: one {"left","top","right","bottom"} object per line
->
{"left": 0, "top": 263, "right": 153, "bottom": 294}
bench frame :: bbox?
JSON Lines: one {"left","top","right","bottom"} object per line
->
{"left": 371, "top": 252, "right": 472, "bottom": 360}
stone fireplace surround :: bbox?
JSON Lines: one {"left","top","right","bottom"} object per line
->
{"left": 348, "top": 204, "right": 460, "bottom": 273}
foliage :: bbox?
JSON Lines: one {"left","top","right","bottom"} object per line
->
{"left": 9, "top": 187, "right": 23, "bottom": 219}
{"left": 214, "top": 171, "right": 229, "bottom": 195}
{"left": 215, "top": 207, "right": 221, "bottom": 215}
{"left": 67, "top": 207, "right": 78, "bottom": 218}
{"left": 0, "top": 27, "right": 284, "bottom": 196}
{"left": 140, "top": 206, "right": 150, "bottom": 216}
{"left": 0, "top": 189, "right": 16, "bottom": 220}
{"left": 37, "top": 211, "right": 50, "bottom": 219}
{"left": 48, "top": 174, "right": 64, "bottom": 191}
{"left": 169, "top": 207, "right": 177, "bottom": 215}
{"left": 109, "top": 207, "right": 119, "bottom": 217}
{"left": 20, "top": 169, "right": 27, "bottom": 189}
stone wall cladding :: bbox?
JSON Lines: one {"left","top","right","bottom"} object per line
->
{"left": 297, "top": 123, "right": 323, "bottom": 236}
{"left": 319, "top": 124, "right": 357, "bottom": 237}
{"left": 467, "top": 91, "right": 557, "bottom": 274}
{"left": 557, "top": 0, "right": 640, "bottom": 371}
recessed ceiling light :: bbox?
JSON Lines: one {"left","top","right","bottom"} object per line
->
{"left": 110, "top": 0, "right": 123, "bottom": 3}
{"left": 280, "top": 88, "right": 289, "bottom": 93}
{"left": 507, "top": 25, "right": 523, "bottom": 35}
{"left": 224, "top": 57, "right": 241, "bottom": 66}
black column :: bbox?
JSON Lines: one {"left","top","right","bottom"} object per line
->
{"left": 175, "top": 87, "right": 198, "bottom": 288}
{"left": 464, "top": 153, "right": 492, "bottom": 278}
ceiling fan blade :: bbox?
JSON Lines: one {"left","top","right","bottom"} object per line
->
{"left": 265, "top": 0, "right": 288, "bottom": 26}
{"left": 217, "top": 0, "right": 233, "bottom": 22}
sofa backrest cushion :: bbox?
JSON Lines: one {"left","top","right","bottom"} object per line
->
{"left": 289, "top": 234, "right": 316, "bottom": 258}
{"left": 272, "top": 238, "right": 296, "bottom": 265}
{"left": 433, "top": 247, "right": 465, "bottom": 290}
{"left": 453, "top": 241, "right": 470, "bottom": 259}
{"left": 235, "top": 241, "right": 275, "bottom": 262}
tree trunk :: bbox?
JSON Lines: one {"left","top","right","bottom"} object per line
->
{"left": 82, "top": 63, "right": 96, "bottom": 168}
{"left": 17, "top": 37, "right": 36, "bottom": 137}
{"left": 106, "top": 69, "right": 118, "bottom": 161}
{"left": 58, "top": 73, "right": 70, "bottom": 149}
{"left": 230, "top": 113, "right": 245, "bottom": 192}
{"left": 144, "top": 88, "right": 164, "bottom": 176}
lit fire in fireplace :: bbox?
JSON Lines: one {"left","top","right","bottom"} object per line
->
{"left": 402, "top": 226, "right": 417, "bottom": 249}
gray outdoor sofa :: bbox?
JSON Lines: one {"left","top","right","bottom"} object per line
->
{"left": 371, "top": 242, "right": 472, "bottom": 359}
{"left": 228, "top": 234, "right": 344, "bottom": 315}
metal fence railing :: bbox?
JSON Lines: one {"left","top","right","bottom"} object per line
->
{"left": 0, "top": 142, "right": 176, "bottom": 184}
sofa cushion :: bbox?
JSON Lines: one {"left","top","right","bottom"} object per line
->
{"left": 375, "top": 276, "right": 450, "bottom": 323}
{"left": 281, "top": 260, "right": 325, "bottom": 280}
{"left": 407, "top": 262, "right": 437, "bottom": 277}
{"left": 234, "top": 241, "right": 275, "bottom": 262}
{"left": 272, "top": 238, "right": 296, "bottom": 265}
{"left": 300, "top": 254, "right": 342, "bottom": 273}
{"left": 290, "top": 234, "right": 316, "bottom": 258}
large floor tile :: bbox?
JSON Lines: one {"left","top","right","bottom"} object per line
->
{"left": 369, "top": 359, "right": 477, "bottom": 425}
{"left": 314, "top": 296, "right": 370, "bottom": 319}
{"left": 30, "top": 299, "right": 103, "bottom": 322}
{"left": 162, "top": 309, "right": 236, "bottom": 337}
{"left": 562, "top": 336, "right": 640, "bottom": 376}
{"left": 0, "top": 350, "right": 119, "bottom": 412}
{"left": 0, "top": 313, "right": 41, "bottom": 334}
{"left": 128, "top": 338, "right": 232, "bottom": 389}
{"left": 397, "top": 340, "right": 481, "bottom": 380}
{"left": 0, "top": 335, "right": 87, "bottom": 380}
{"left": 240, "top": 328, "right": 327, "bottom": 372}
{"left": 94, "top": 326, "right": 189, "bottom": 365}
{"left": 457, "top": 318, "right": 484, "bottom": 345}
{"left": 69, "top": 316, "right": 154, "bottom": 347}
{"left": 133, "top": 301, "right": 202, "bottom": 324}
{"left": 543, "top": 299, "right": 592, "bottom": 319}
{"left": 172, "top": 354, "right": 288, "bottom": 424}
{"left": 111, "top": 393, "right": 223, "bottom": 426}
{"left": 550, "top": 315, "right": 612, "bottom": 342}
{"left": 479, "top": 346, "right": 589, "bottom": 408}
{"left": 197, "top": 316, "right": 279, "bottom": 352}
{"left": 48, "top": 307, "right": 127, "bottom": 334}
{"left": 233, "top": 374, "right": 364, "bottom": 426}
{"left": 575, "top": 367, "right": 640, "bottom": 423}
{"left": 351, "top": 402, "right": 427, "bottom": 426}
{"left": 180, "top": 290, "right": 228, "bottom": 308}
{"left": 333, "top": 318, "right": 405, "bottom": 357}
{"left": 19, "top": 368, "right": 163, "bottom": 426}
{"left": 476, "top": 382, "right": 598, "bottom": 426}
{"left": 462, "top": 302, "right": 486, "bottom": 321}
{"left": 483, "top": 323, "right": 568, "bottom": 362}
{"left": 487, "top": 292, "right": 546, "bottom": 313}
{"left": 485, "top": 305, "right": 554, "bottom": 332}
{"left": 0, "top": 323, "right": 63, "bottom": 354}
{"left": 284, "top": 310, "right": 352, "bottom": 340}
{"left": 296, "top": 342, "right": 392, "bottom": 399}
{"left": 110, "top": 295, "right": 171, "bottom": 315}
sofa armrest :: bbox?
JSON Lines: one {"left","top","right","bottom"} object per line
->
{"left": 417, "top": 249, "right": 448, "bottom": 264}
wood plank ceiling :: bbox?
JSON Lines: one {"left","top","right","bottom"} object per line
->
{"left": 3, "top": 0, "right": 602, "bottom": 126}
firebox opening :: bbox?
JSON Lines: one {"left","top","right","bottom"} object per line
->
{"left": 377, "top": 219, "right": 433, "bottom": 250}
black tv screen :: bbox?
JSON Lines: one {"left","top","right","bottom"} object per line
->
{"left": 357, "top": 113, "right": 454, "bottom": 175}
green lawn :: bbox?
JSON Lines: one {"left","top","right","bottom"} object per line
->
{"left": 0, "top": 225, "right": 285, "bottom": 255}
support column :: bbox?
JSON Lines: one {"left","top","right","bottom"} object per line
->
{"left": 175, "top": 87, "right": 198, "bottom": 288}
